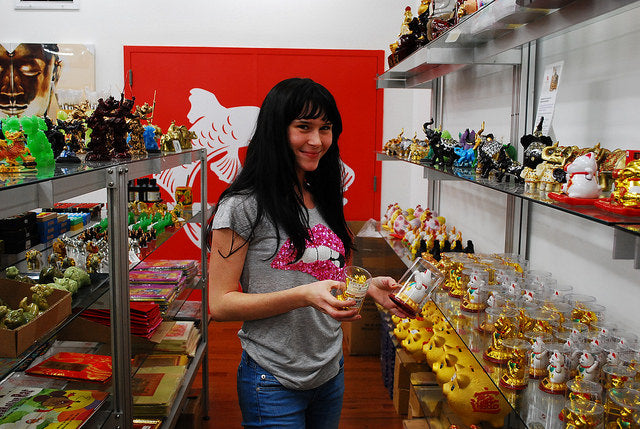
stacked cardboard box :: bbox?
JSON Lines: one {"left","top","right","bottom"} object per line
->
{"left": 407, "top": 372, "right": 440, "bottom": 419}
{"left": 393, "top": 349, "right": 431, "bottom": 415}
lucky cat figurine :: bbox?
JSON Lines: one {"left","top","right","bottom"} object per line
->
{"left": 529, "top": 336, "right": 551, "bottom": 379}
{"left": 561, "top": 152, "right": 601, "bottom": 199}
{"left": 576, "top": 351, "right": 600, "bottom": 382}
{"left": 539, "top": 349, "right": 569, "bottom": 394}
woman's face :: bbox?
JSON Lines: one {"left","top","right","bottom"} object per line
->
{"left": 288, "top": 117, "right": 333, "bottom": 176}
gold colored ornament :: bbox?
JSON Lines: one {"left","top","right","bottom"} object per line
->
{"left": 25, "top": 249, "right": 42, "bottom": 271}
{"left": 611, "top": 160, "right": 640, "bottom": 208}
{"left": 483, "top": 314, "right": 517, "bottom": 364}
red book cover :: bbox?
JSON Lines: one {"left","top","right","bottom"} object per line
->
{"left": 26, "top": 353, "right": 112, "bottom": 383}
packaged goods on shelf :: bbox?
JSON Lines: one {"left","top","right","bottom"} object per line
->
{"left": 25, "top": 352, "right": 112, "bottom": 382}
{"left": 0, "top": 211, "right": 38, "bottom": 254}
{"left": 154, "top": 321, "right": 200, "bottom": 357}
{"left": 81, "top": 302, "right": 164, "bottom": 339}
{"left": 129, "top": 269, "right": 187, "bottom": 315}
{"left": 133, "top": 353, "right": 189, "bottom": 368}
{"left": 0, "top": 279, "right": 71, "bottom": 357}
{"left": 0, "top": 386, "right": 108, "bottom": 426}
{"left": 134, "top": 259, "right": 200, "bottom": 282}
{"left": 132, "top": 365, "right": 187, "bottom": 417}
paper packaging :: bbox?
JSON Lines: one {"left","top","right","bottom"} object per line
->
{"left": 0, "top": 279, "right": 71, "bottom": 357}
{"left": 342, "top": 297, "right": 380, "bottom": 355}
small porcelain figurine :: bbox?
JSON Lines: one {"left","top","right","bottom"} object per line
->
{"left": 576, "top": 351, "right": 601, "bottom": 382}
{"left": 539, "top": 349, "right": 569, "bottom": 394}
{"left": 595, "top": 159, "right": 640, "bottom": 215}
{"left": 460, "top": 278, "right": 487, "bottom": 313}
{"left": 530, "top": 336, "right": 551, "bottom": 379}
{"left": 561, "top": 152, "right": 601, "bottom": 199}
{"left": 25, "top": 249, "right": 42, "bottom": 271}
{"left": 56, "top": 145, "right": 81, "bottom": 163}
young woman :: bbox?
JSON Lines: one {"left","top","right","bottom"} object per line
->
{"left": 208, "top": 77, "right": 407, "bottom": 428}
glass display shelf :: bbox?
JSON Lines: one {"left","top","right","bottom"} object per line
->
{"left": 378, "top": 0, "right": 640, "bottom": 88}
{"left": 0, "top": 273, "right": 110, "bottom": 381}
{"left": 379, "top": 295, "right": 530, "bottom": 428}
{"left": 378, "top": 236, "right": 530, "bottom": 427}
{"left": 0, "top": 149, "right": 203, "bottom": 219}
{"left": 378, "top": 153, "right": 640, "bottom": 236}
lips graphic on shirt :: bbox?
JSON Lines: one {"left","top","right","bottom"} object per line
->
{"left": 271, "top": 224, "right": 345, "bottom": 281}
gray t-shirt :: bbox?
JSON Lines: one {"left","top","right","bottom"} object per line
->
{"left": 212, "top": 194, "right": 344, "bottom": 390}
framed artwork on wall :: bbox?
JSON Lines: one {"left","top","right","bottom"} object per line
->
{"left": 15, "top": 0, "right": 79, "bottom": 10}
{"left": 0, "top": 43, "right": 95, "bottom": 119}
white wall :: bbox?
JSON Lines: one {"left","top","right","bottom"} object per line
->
{"left": 5, "top": 0, "right": 402, "bottom": 94}
{"left": 380, "top": 4, "right": 640, "bottom": 330}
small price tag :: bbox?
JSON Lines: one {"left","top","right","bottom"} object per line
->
{"left": 128, "top": 249, "right": 141, "bottom": 267}
{"left": 445, "top": 29, "right": 461, "bottom": 43}
{"left": 172, "top": 140, "right": 182, "bottom": 152}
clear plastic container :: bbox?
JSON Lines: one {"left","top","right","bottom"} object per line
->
{"left": 388, "top": 258, "right": 445, "bottom": 317}
{"left": 562, "top": 398, "right": 604, "bottom": 428}
{"left": 336, "top": 265, "right": 371, "bottom": 314}
{"left": 567, "top": 379, "right": 604, "bottom": 403}
{"left": 605, "top": 387, "right": 640, "bottom": 428}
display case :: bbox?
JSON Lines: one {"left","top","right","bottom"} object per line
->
{"left": 0, "top": 149, "right": 209, "bottom": 429}
{"left": 377, "top": 0, "right": 640, "bottom": 427}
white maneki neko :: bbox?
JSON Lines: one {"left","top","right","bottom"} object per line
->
{"left": 539, "top": 349, "right": 569, "bottom": 394}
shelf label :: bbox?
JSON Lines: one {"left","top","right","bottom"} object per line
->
{"left": 535, "top": 60, "right": 563, "bottom": 135}
{"left": 445, "top": 29, "right": 461, "bottom": 43}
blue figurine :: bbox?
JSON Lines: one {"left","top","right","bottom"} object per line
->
{"left": 143, "top": 125, "right": 160, "bottom": 153}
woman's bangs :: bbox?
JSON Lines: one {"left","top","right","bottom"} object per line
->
{"left": 296, "top": 101, "right": 330, "bottom": 123}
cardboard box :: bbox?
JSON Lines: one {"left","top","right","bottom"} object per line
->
{"left": 342, "top": 296, "right": 380, "bottom": 355}
{"left": 351, "top": 226, "right": 408, "bottom": 281}
{"left": 177, "top": 389, "right": 203, "bottom": 429}
{"left": 403, "top": 418, "right": 428, "bottom": 429}
{"left": 408, "top": 372, "right": 440, "bottom": 419}
{"left": 0, "top": 279, "right": 72, "bottom": 357}
{"left": 393, "top": 386, "right": 410, "bottom": 415}
{"left": 0, "top": 212, "right": 35, "bottom": 231}
{"left": 394, "top": 349, "right": 431, "bottom": 393}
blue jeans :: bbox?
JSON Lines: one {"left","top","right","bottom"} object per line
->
{"left": 237, "top": 350, "right": 344, "bottom": 428}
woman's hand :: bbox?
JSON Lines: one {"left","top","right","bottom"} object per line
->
{"left": 300, "top": 280, "right": 362, "bottom": 322}
{"left": 367, "top": 276, "right": 413, "bottom": 318}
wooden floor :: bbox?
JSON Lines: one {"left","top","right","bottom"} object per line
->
{"left": 193, "top": 320, "right": 405, "bottom": 429}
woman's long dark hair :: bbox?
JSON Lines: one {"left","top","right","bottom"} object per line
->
{"left": 213, "top": 77, "right": 354, "bottom": 261}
